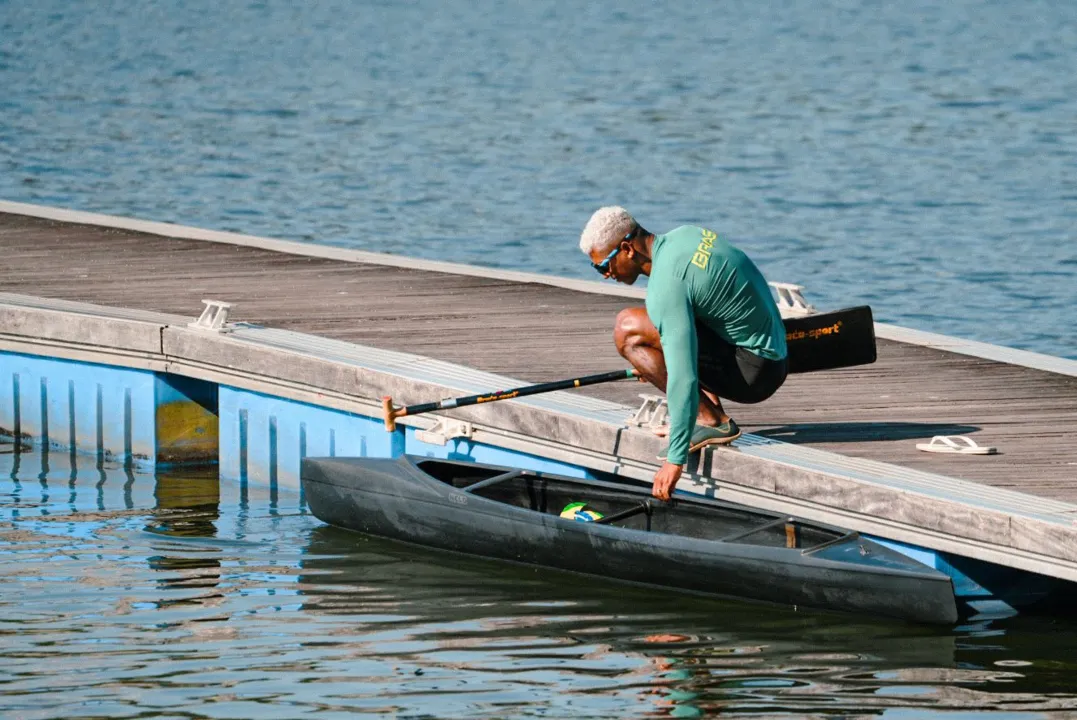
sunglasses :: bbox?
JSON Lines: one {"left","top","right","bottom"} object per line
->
{"left": 591, "top": 226, "right": 640, "bottom": 275}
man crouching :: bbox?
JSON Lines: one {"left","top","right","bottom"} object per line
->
{"left": 579, "top": 206, "right": 788, "bottom": 500}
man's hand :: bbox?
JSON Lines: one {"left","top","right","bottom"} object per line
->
{"left": 651, "top": 461, "right": 683, "bottom": 501}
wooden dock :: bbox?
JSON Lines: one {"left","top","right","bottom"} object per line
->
{"left": 3, "top": 205, "right": 1075, "bottom": 496}
{"left": 3, "top": 201, "right": 1077, "bottom": 585}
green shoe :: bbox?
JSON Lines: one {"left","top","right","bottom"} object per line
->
{"left": 690, "top": 419, "right": 742, "bottom": 451}
{"left": 657, "top": 420, "right": 742, "bottom": 460}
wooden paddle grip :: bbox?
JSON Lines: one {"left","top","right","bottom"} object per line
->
{"left": 382, "top": 396, "right": 397, "bottom": 432}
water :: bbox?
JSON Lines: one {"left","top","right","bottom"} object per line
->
{"left": 2, "top": 0, "right": 1077, "bottom": 358}
{"left": 3, "top": 3, "right": 1077, "bottom": 715}
{"left": 2, "top": 451, "right": 1077, "bottom": 719}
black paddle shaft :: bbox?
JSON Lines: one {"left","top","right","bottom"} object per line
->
{"left": 382, "top": 368, "right": 638, "bottom": 430}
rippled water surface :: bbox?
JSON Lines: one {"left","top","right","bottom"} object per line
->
{"left": 4, "top": 5, "right": 1077, "bottom": 713}
{"left": 2, "top": 0, "right": 1077, "bottom": 357}
{"left": 3, "top": 451, "right": 1077, "bottom": 718}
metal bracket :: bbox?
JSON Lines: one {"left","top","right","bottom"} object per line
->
{"left": 768, "top": 282, "right": 816, "bottom": 317}
{"left": 188, "top": 299, "right": 234, "bottom": 333}
{"left": 626, "top": 394, "right": 669, "bottom": 431}
{"left": 416, "top": 417, "right": 474, "bottom": 446}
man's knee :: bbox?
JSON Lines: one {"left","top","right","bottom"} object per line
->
{"left": 613, "top": 308, "right": 652, "bottom": 354}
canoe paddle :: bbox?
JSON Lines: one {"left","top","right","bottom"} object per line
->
{"left": 381, "top": 368, "right": 639, "bottom": 431}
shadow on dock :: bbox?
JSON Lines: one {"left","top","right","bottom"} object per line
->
{"left": 753, "top": 422, "right": 980, "bottom": 444}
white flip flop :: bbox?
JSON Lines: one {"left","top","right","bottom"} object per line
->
{"left": 915, "top": 435, "right": 997, "bottom": 455}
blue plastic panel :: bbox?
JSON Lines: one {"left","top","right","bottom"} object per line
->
{"left": 218, "top": 385, "right": 591, "bottom": 491}
{"left": 0, "top": 351, "right": 156, "bottom": 466}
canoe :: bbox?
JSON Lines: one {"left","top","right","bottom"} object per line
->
{"left": 301, "top": 454, "right": 958, "bottom": 624}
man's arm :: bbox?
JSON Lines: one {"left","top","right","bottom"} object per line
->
{"left": 651, "top": 288, "right": 699, "bottom": 466}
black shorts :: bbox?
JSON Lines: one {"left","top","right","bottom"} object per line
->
{"left": 696, "top": 322, "right": 787, "bottom": 404}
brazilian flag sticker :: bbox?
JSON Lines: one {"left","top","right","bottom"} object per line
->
{"left": 560, "top": 501, "right": 603, "bottom": 522}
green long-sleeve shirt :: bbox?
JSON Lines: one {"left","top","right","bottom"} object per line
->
{"left": 646, "top": 226, "right": 787, "bottom": 464}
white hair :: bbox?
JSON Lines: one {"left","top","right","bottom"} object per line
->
{"left": 579, "top": 206, "right": 636, "bottom": 255}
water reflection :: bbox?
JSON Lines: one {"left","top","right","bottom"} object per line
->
{"left": 144, "top": 469, "right": 225, "bottom": 609}
{"left": 294, "top": 527, "right": 1077, "bottom": 716}
{"left": 1, "top": 452, "right": 1076, "bottom": 718}
{"left": 147, "top": 468, "right": 221, "bottom": 537}
{"left": 295, "top": 525, "right": 966, "bottom": 717}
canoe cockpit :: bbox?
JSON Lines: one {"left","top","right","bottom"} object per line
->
{"left": 415, "top": 459, "right": 843, "bottom": 552}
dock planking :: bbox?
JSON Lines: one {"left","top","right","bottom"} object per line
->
{"left": 2, "top": 211, "right": 1076, "bottom": 500}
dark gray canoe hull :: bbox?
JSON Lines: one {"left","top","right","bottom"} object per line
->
{"left": 301, "top": 455, "right": 958, "bottom": 625}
